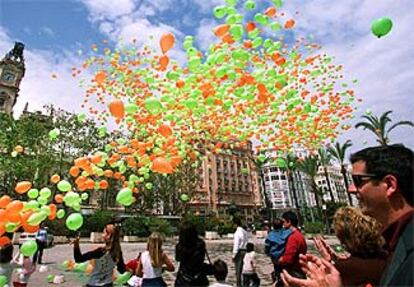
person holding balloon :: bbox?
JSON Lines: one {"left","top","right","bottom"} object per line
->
{"left": 73, "top": 223, "right": 126, "bottom": 287}
{"left": 12, "top": 251, "right": 36, "bottom": 287}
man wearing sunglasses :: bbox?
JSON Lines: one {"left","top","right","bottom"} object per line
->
{"left": 281, "top": 144, "right": 413, "bottom": 287}
{"left": 349, "top": 144, "right": 413, "bottom": 286}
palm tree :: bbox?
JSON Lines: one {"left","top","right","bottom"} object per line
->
{"left": 297, "top": 155, "right": 323, "bottom": 220}
{"left": 327, "top": 140, "right": 353, "bottom": 206}
{"left": 355, "top": 111, "right": 414, "bottom": 145}
{"left": 280, "top": 153, "right": 300, "bottom": 210}
{"left": 252, "top": 152, "right": 273, "bottom": 220}
{"left": 317, "top": 148, "right": 335, "bottom": 203}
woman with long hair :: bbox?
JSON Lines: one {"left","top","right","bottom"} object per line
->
{"left": 136, "top": 232, "right": 174, "bottom": 287}
{"left": 175, "top": 221, "right": 211, "bottom": 287}
{"left": 73, "top": 223, "right": 125, "bottom": 287}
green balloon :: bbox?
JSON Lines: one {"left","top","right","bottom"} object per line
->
{"left": 0, "top": 275, "right": 7, "bottom": 287}
{"left": 371, "top": 17, "right": 393, "bottom": 38}
{"left": 213, "top": 6, "right": 227, "bottom": 19}
{"left": 48, "top": 128, "right": 60, "bottom": 140}
{"left": 66, "top": 213, "right": 84, "bottom": 231}
{"left": 20, "top": 240, "right": 38, "bottom": 256}
{"left": 57, "top": 180, "right": 72, "bottom": 192}
{"left": 180, "top": 194, "right": 189, "bottom": 202}
{"left": 39, "top": 187, "right": 52, "bottom": 198}
{"left": 225, "top": 0, "right": 238, "bottom": 6}
{"left": 47, "top": 274, "right": 55, "bottom": 283}
{"left": 81, "top": 193, "right": 89, "bottom": 200}
{"left": 25, "top": 200, "right": 40, "bottom": 211}
{"left": 27, "top": 211, "right": 48, "bottom": 226}
{"left": 144, "top": 97, "right": 162, "bottom": 114}
{"left": 37, "top": 196, "right": 48, "bottom": 205}
{"left": 115, "top": 272, "right": 132, "bottom": 285}
{"left": 5, "top": 222, "right": 18, "bottom": 233}
{"left": 116, "top": 188, "right": 133, "bottom": 206}
{"left": 124, "top": 103, "right": 138, "bottom": 114}
{"left": 77, "top": 113, "right": 86, "bottom": 123}
{"left": 56, "top": 209, "right": 65, "bottom": 219}
{"left": 27, "top": 188, "right": 39, "bottom": 199}
{"left": 244, "top": 0, "right": 255, "bottom": 10}
{"left": 64, "top": 192, "right": 80, "bottom": 207}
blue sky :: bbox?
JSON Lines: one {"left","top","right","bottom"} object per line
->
{"left": 0, "top": 0, "right": 413, "bottom": 153}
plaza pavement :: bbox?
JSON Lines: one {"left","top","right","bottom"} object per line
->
{"left": 22, "top": 236, "right": 339, "bottom": 286}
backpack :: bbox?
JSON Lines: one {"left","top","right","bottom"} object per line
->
{"left": 265, "top": 229, "right": 293, "bottom": 260}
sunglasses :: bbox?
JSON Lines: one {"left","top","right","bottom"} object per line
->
{"left": 351, "top": 174, "right": 383, "bottom": 188}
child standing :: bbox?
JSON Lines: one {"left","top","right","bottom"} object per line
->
{"left": 13, "top": 253, "right": 36, "bottom": 287}
{"left": 242, "top": 243, "right": 260, "bottom": 287}
{"left": 209, "top": 259, "right": 232, "bottom": 287}
{"left": 136, "top": 232, "right": 174, "bottom": 287}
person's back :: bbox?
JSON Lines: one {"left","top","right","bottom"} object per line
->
{"left": 265, "top": 219, "right": 292, "bottom": 261}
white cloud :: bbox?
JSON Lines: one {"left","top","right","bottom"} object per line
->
{"left": 39, "top": 26, "right": 55, "bottom": 37}
{"left": 195, "top": 18, "right": 218, "bottom": 51}
{"left": 0, "top": 27, "right": 89, "bottom": 118}
{"left": 79, "top": 0, "right": 136, "bottom": 21}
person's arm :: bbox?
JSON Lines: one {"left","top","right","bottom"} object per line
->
{"left": 278, "top": 233, "right": 298, "bottom": 265}
{"left": 163, "top": 252, "right": 175, "bottom": 272}
{"left": 73, "top": 237, "right": 105, "bottom": 263}
{"left": 136, "top": 257, "right": 143, "bottom": 277}
{"left": 175, "top": 243, "right": 182, "bottom": 262}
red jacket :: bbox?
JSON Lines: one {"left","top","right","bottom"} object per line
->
{"left": 279, "top": 228, "right": 307, "bottom": 273}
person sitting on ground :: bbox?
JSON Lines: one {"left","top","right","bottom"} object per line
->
{"left": 209, "top": 259, "right": 232, "bottom": 287}
{"left": 136, "top": 232, "right": 174, "bottom": 287}
{"left": 264, "top": 219, "right": 292, "bottom": 285}
{"left": 73, "top": 223, "right": 126, "bottom": 287}
{"left": 242, "top": 242, "right": 260, "bottom": 287}
{"left": 314, "top": 206, "right": 388, "bottom": 287}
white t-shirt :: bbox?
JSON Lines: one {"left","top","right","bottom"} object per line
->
{"left": 242, "top": 251, "right": 256, "bottom": 274}
{"left": 141, "top": 251, "right": 163, "bottom": 279}
{"left": 209, "top": 282, "right": 233, "bottom": 287}
{"left": 232, "top": 226, "right": 248, "bottom": 256}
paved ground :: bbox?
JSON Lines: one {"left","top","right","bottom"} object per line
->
{"left": 17, "top": 236, "right": 339, "bottom": 286}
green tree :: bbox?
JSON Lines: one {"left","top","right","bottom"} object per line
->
{"left": 280, "top": 153, "right": 300, "bottom": 210}
{"left": 252, "top": 152, "right": 272, "bottom": 220}
{"left": 355, "top": 111, "right": 413, "bottom": 146}
{"left": 297, "top": 155, "right": 323, "bottom": 220}
{"left": 327, "top": 140, "right": 353, "bottom": 206}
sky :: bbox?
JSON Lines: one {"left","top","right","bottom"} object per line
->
{"left": 0, "top": 0, "right": 413, "bottom": 154}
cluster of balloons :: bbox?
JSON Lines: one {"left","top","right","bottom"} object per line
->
{"left": 2, "top": 0, "right": 361, "bottom": 237}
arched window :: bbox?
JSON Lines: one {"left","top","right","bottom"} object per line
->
{"left": 0, "top": 92, "right": 8, "bottom": 108}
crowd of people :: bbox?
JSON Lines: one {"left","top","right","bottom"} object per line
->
{"left": 0, "top": 144, "right": 412, "bottom": 287}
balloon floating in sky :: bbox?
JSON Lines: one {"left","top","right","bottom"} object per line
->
{"left": 371, "top": 17, "right": 393, "bottom": 38}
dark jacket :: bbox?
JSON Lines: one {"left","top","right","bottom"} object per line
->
{"left": 175, "top": 238, "right": 209, "bottom": 287}
{"left": 380, "top": 218, "right": 414, "bottom": 286}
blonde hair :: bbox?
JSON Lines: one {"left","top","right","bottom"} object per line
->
{"left": 333, "top": 207, "right": 387, "bottom": 258}
{"left": 147, "top": 232, "right": 164, "bottom": 268}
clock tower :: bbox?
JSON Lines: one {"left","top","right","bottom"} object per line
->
{"left": 0, "top": 42, "right": 25, "bottom": 115}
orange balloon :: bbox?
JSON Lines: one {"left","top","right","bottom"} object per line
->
{"left": 6, "top": 200, "right": 24, "bottom": 214}
{"left": 264, "top": 7, "right": 277, "bottom": 17}
{"left": 108, "top": 99, "right": 125, "bottom": 118}
{"left": 99, "top": 180, "right": 109, "bottom": 189}
{"left": 15, "top": 181, "right": 32, "bottom": 194}
{"left": 0, "top": 209, "right": 7, "bottom": 223}
{"left": 48, "top": 204, "right": 57, "bottom": 220}
{"left": 6, "top": 212, "right": 21, "bottom": 223}
{"left": 0, "top": 236, "right": 11, "bottom": 247}
{"left": 0, "top": 195, "right": 11, "bottom": 209}
{"left": 20, "top": 211, "right": 33, "bottom": 225}
{"left": 69, "top": 166, "right": 80, "bottom": 177}
{"left": 104, "top": 170, "right": 113, "bottom": 178}
{"left": 158, "top": 124, "right": 173, "bottom": 137}
{"left": 90, "top": 154, "right": 103, "bottom": 165}
{"left": 50, "top": 174, "right": 61, "bottom": 184}
{"left": 22, "top": 224, "right": 39, "bottom": 233}
{"left": 159, "top": 55, "right": 169, "bottom": 71}
{"left": 151, "top": 157, "right": 173, "bottom": 174}
{"left": 245, "top": 22, "right": 256, "bottom": 33}
{"left": 95, "top": 71, "right": 107, "bottom": 85}
{"left": 284, "top": 19, "right": 295, "bottom": 29}
{"left": 213, "top": 24, "right": 230, "bottom": 37}
{"left": 55, "top": 194, "right": 64, "bottom": 204}
{"left": 0, "top": 223, "right": 5, "bottom": 237}
{"left": 160, "top": 32, "right": 175, "bottom": 54}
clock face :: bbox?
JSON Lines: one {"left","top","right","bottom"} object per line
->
{"left": 1, "top": 72, "right": 16, "bottom": 83}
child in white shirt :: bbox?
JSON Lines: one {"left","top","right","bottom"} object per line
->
{"left": 242, "top": 243, "right": 260, "bottom": 287}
